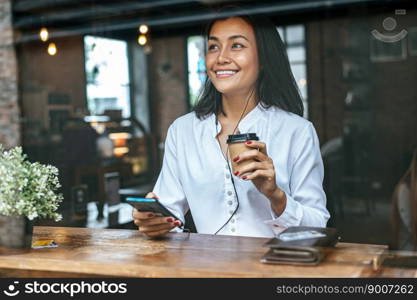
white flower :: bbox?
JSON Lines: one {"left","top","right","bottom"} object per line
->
{"left": 0, "top": 145, "right": 63, "bottom": 221}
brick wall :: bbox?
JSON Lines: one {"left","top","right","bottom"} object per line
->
{"left": 148, "top": 36, "right": 188, "bottom": 142}
{"left": 0, "top": 0, "right": 20, "bottom": 148}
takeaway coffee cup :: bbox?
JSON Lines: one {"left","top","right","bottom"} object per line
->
{"left": 227, "top": 133, "right": 259, "bottom": 176}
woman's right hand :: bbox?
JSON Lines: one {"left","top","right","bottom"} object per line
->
{"left": 132, "top": 192, "right": 181, "bottom": 237}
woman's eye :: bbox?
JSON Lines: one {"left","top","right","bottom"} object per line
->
{"left": 208, "top": 44, "right": 219, "bottom": 51}
{"left": 232, "top": 43, "right": 244, "bottom": 49}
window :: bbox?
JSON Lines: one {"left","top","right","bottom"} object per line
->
{"left": 187, "top": 36, "right": 206, "bottom": 108}
{"left": 278, "top": 25, "right": 308, "bottom": 118}
{"left": 84, "top": 36, "right": 131, "bottom": 118}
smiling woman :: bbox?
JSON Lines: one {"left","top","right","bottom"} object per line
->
{"left": 194, "top": 14, "right": 304, "bottom": 119}
{"left": 132, "top": 11, "right": 330, "bottom": 238}
{"left": 205, "top": 18, "right": 259, "bottom": 98}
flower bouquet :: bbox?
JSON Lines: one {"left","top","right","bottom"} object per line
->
{"left": 0, "top": 145, "right": 63, "bottom": 248}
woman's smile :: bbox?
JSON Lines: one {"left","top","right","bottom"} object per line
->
{"left": 214, "top": 69, "right": 240, "bottom": 78}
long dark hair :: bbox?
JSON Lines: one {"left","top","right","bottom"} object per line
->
{"left": 391, "top": 149, "right": 417, "bottom": 250}
{"left": 193, "top": 13, "right": 304, "bottom": 119}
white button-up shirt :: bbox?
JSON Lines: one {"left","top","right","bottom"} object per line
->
{"left": 153, "top": 103, "right": 330, "bottom": 237}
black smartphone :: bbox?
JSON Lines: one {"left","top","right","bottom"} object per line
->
{"left": 126, "top": 197, "right": 183, "bottom": 227}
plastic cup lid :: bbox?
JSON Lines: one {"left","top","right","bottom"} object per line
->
{"left": 226, "top": 133, "right": 259, "bottom": 144}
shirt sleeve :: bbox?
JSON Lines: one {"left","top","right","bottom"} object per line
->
{"left": 152, "top": 122, "right": 189, "bottom": 231}
{"left": 267, "top": 122, "right": 330, "bottom": 231}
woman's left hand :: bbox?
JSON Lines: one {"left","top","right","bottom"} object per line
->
{"left": 232, "top": 140, "right": 286, "bottom": 214}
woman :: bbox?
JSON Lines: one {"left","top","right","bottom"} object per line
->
{"left": 391, "top": 149, "right": 417, "bottom": 250}
{"left": 133, "top": 14, "right": 330, "bottom": 237}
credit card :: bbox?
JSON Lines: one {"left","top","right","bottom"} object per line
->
{"left": 32, "top": 239, "right": 58, "bottom": 249}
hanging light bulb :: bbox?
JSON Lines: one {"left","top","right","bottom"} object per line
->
{"left": 47, "top": 42, "right": 57, "bottom": 56}
{"left": 139, "top": 24, "right": 149, "bottom": 34}
{"left": 137, "top": 34, "right": 147, "bottom": 46}
{"left": 39, "top": 27, "right": 49, "bottom": 42}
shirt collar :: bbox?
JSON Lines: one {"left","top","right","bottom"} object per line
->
{"left": 209, "top": 102, "right": 267, "bottom": 138}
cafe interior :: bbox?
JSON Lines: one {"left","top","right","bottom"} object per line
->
{"left": 1, "top": 0, "right": 417, "bottom": 263}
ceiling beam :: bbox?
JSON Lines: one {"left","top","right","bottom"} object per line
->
{"left": 14, "top": 0, "right": 385, "bottom": 43}
{"left": 13, "top": 0, "right": 95, "bottom": 12}
{"left": 13, "top": 0, "right": 198, "bottom": 29}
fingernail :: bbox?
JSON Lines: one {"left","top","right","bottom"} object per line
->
{"left": 233, "top": 156, "right": 239, "bottom": 162}
{"left": 242, "top": 176, "right": 247, "bottom": 180}
{"left": 167, "top": 217, "right": 174, "bottom": 223}
{"left": 234, "top": 171, "right": 239, "bottom": 176}
{"left": 246, "top": 141, "right": 252, "bottom": 144}
{"left": 174, "top": 221, "right": 181, "bottom": 226}
{"left": 148, "top": 213, "right": 155, "bottom": 217}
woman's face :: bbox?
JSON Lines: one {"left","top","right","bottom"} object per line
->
{"left": 206, "top": 17, "right": 259, "bottom": 97}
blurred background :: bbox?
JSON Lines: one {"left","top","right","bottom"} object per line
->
{"left": 1, "top": 0, "right": 416, "bottom": 248}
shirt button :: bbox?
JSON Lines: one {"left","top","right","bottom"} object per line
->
{"left": 231, "top": 219, "right": 235, "bottom": 223}
{"left": 225, "top": 174, "right": 230, "bottom": 179}
{"left": 225, "top": 164, "right": 229, "bottom": 170}
{"left": 229, "top": 210, "right": 234, "bottom": 215}
{"left": 227, "top": 200, "right": 233, "bottom": 206}
{"left": 227, "top": 191, "right": 233, "bottom": 196}
{"left": 231, "top": 228, "right": 236, "bottom": 232}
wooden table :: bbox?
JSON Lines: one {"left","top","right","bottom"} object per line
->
{"left": 0, "top": 226, "right": 416, "bottom": 278}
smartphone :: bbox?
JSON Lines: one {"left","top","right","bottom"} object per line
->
{"left": 126, "top": 197, "right": 183, "bottom": 227}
